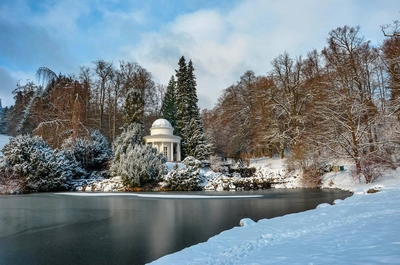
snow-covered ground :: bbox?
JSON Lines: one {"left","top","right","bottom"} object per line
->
{"left": 149, "top": 158, "right": 400, "bottom": 264}
{"left": 0, "top": 134, "right": 9, "bottom": 156}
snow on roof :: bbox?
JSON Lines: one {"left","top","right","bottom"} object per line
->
{"left": 151, "top": 118, "right": 172, "bottom": 128}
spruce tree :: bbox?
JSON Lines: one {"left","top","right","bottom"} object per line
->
{"left": 186, "top": 60, "right": 200, "bottom": 121}
{"left": 174, "top": 56, "right": 212, "bottom": 160}
{"left": 123, "top": 87, "right": 145, "bottom": 128}
{"left": 160, "top": 76, "right": 178, "bottom": 129}
{"left": 175, "top": 56, "right": 188, "bottom": 139}
{"left": 123, "top": 65, "right": 153, "bottom": 129}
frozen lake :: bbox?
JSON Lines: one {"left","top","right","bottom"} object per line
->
{"left": 0, "top": 189, "right": 352, "bottom": 264}
{"left": 0, "top": 134, "right": 9, "bottom": 156}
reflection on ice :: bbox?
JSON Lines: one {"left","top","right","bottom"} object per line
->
{"left": 56, "top": 192, "right": 263, "bottom": 199}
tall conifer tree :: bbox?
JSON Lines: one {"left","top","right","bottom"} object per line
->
{"left": 175, "top": 56, "right": 188, "bottom": 139}
{"left": 174, "top": 56, "right": 212, "bottom": 160}
{"left": 160, "top": 76, "right": 178, "bottom": 129}
{"left": 123, "top": 87, "right": 144, "bottom": 129}
{"left": 187, "top": 60, "right": 200, "bottom": 120}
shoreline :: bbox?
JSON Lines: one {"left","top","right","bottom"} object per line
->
{"left": 149, "top": 172, "right": 400, "bottom": 264}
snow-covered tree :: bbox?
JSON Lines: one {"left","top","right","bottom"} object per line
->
{"left": 123, "top": 64, "right": 155, "bottom": 129}
{"left": 0, "top": 106, "right": 11, "bottom": 134}
{"left": 194, "top": 133, "right": 212, "bottom": 161}
{"left": 161, "top": 75, "right": 178, "bottom": 129}
{"left": 1, "top": 135, "right": 50, "bottom": 169}
{"left": 319, "top": 26, "right": 384, "bottom": 177}
{"left": 124, "top": 85, "right": 145, "bottom": 127}
{"left": 111, "top": 123, "right": 143, "bottom": 163}
{"left": 266, "top": 53, "right": 314, "bottom": 158}
{"left": 1, "top": 135, "right": 84, "bottom": 191}
{"left": 110, "top": 123, "right": 167, "bottom": 187}
{"left": 186, "top": 60, "right": 201, "bottom": 121}
{"left": 381, "top": 20, "right": 400, "bottom": 104}
{"left": 174, "top": 56, "right": 211, "bottom": 160}
{"left": 160, "top": 156, "right": 203, "bottom": 191}
{"left": 90, "top": 130, "right": 113, "bottom": 168}
{"left": 175, "top": 56, "right": 188, "bottom": 139}
{"left": 203, "top": 71, "right": 272, "bottom": 159}
{"left": 182, "top": 118, "right": 212, "bottom": 160}
{"left": 62, "top": 130, "right": 113, "bottom": 176}
{"left": 111, "top": 144, "right": 167, "bottom": 187}
{"left": 8, "top": 82, "right": 38, "bottom": 136}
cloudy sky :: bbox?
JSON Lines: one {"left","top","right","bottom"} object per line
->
{"left": 0, "top": 0, "right": 399, "bottom": 109}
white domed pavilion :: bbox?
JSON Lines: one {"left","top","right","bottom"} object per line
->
{"left": 144, "top": 119, "right": 181, "bottom": 161}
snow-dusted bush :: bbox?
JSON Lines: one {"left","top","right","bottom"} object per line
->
{"left": 232, "top": 159, "right": 246, "bottom": 169}
{"left": 300, "top": 167, "right": 322, "bottom": 188}
{"left": 62, "top": 130, "right": 113, "bottom": 177}
{"left": 351, "top": 154, "right": 396, "bottom": 184}
{"left": 110, "top": 123, "right": 167, "bottom": 187}
{"left": 209, "top": 155, "right": 228, "bottom": 173}
{"left": 228, "top": 167, "right": 256, "bottom": 178}
{"left": 160, "top": 156, "right": 203, "bottom": 191}
{"left": 284, "top": 144, "right": 327, "bottom": 188}
{"left": 1, "top": 134, "right": 49, "bottom": 166}
{"left": 204, "top": 172, "right": 273, "bottom": 191}
{"left": 111, "top": 144, "right": 167, "bottom": 187}
{"left": 34, "top": 149, "right": 85, "bottom": 190}
{"left": 0, "top": 158, "right": 23, "bottom": 194}
{"left": 1, "top": 135, "right": 84, "bottom": 191}
{"left": 112, "top": 123, "right": 143, "bottom": 162}
{"left": 204, "top": 162, "right": 285, "bottom": 191}
{"left": 194, "top": 142, "right": 212, "bottom": 162}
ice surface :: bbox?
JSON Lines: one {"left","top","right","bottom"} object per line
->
{"left": 57, "top": 192, "right": 263, "bottom": 199}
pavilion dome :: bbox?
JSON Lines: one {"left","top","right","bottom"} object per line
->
{"left": 150, "top": 118, "right": 174, "bottom": 136}
{"left": 151, "top": 118, "right": 172, "bottom": 128}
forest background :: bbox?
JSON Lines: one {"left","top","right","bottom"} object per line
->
{"left": 0, "top": 20, "right": 400, "bottom": 188}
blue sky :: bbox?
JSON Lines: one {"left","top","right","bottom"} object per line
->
{"left": 0, "top": 0, "right": 399, "bottom": 109}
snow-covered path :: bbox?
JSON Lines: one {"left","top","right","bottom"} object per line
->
{"left": 150, "top": 183, "right": 400, "bottom": 264}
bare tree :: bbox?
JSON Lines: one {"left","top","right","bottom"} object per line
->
{"left": 381, "top": 22, "right": 400, "bottom": 102}
{"left": 266, "top": 52, "right": 314, "bottom": 158}
{"left": 93, "top": 60, "right": 113, "bottom": 131}
{"left": 320, "top": 26, "right": 384, "bottom": 177}
{"left": 381, "top": 19, "right": 400, "bottom": 37}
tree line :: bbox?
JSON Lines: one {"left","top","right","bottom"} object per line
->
{"left": 0, "top": 56, "right": 212, "bottom": 192}
{"left": 1, "top": 20, "right": 400, "bottom": 185}
{"left": 202, "top": 23, "right": 400, "bottom": 183}
{"left": 1, "top": 57, "right": 211, "bottom": 160}
{"left": 2, "top": 60, "right": 162, "bottom": 146}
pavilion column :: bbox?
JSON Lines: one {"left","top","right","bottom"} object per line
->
{"left": 170, "top": 142, "right": 174, "bottom": 161}
{"left": 161, "top": 142, "right": 164, "bottom": 157}
{"left": 177, "top": 143, "right": 181, "bottom": 161}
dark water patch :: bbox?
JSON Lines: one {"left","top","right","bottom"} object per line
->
{"left": 0, "top": 189, "right": 351, "bottom": 265}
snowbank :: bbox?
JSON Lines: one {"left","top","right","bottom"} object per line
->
{"left": 149, "top": 168, "right": 400, "bottom": 264}
{"left": 202, "top": 157, "right": 300, "bottom": 191}
{"left": 71, "top": 176, "right": 125, "bottom": 192}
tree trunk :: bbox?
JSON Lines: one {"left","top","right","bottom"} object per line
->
{"left": 279, "top": 144, "right": 285, "bottom": 159}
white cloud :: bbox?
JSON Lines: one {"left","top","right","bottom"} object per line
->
{"left": 0, "top": 68, "right": 17, "bottom": 107}
{"left": 1, "top": 0, "right": 399, "bottom": 110}
{"left": 32, "top": 0, "right": 90, "bottom": 37}
{"left": 120, "top": 0, "right": 400, "bottom": 109}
